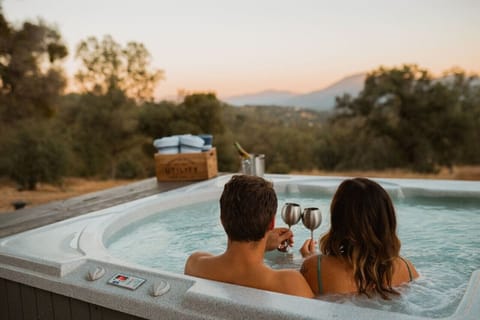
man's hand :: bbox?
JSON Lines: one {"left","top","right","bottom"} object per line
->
{"left": 300, "top": 239, "right": 317, "bottom": 258}
{"left": 265, "top": 228, "right": 294, "bottom": 252}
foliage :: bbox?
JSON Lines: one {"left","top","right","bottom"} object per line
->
{"left": 178, "top": 93, "right": 226, "bottom": 135}
{"left": 1, "top": 8, "right": 479, "bottom": 182}
{"left": 213, "top": 130, "right": 239, "bottom": 172}
{"left": 137, "top": 93, "right": 232, "bottom": 172}
{"left": 441, "top": 70, "right": 480, "bottom": 164}
{"left": 59, "top": 65, "right": 480, "bottom": 177}
{"left": 325, "top": 64, "right": 479, "bottom": 172}
{"left": 0, "top": 11, "right": 67, "bottom": 124}
{"left": 137, "top": 100, "right": 176, "bottom": 138}
{"left": 0, "top": 9, "right": 69, "bottom": 189}
{"left": 70, "top": 34, "right": 164, "bottom": 178}
{"left": 222, "top": 105, "right": 325, "bottom": 173}
{"left": 75, "top": 35, "right": 163, "bottom": 102}
{"left": 0, "top": 120, "right": 70, "bottom": 190}
{"left": 57, "top": 90, "right": 143, "bottom": 179}
{"left": 115, "top": 150, "right": 151, "bottom": 179}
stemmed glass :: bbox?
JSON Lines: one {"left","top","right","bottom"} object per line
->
{"left": 302, "top": 207, "right": 322, "bottom": 241}
{"left": 278, "top": 203, "right": 302, "bottom": 252}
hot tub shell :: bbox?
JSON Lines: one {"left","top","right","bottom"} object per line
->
{"left": 1, "top": 174, "right": 479, "bottom": 320}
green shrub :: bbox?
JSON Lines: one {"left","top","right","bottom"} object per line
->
{"left": 3, "top": 121, "right": 70, "bottom": 190}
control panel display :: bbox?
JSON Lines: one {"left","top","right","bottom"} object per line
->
{"left": 107, "top": 273, "right": 146, "bottom": 290}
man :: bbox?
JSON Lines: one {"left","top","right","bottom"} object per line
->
{"left": 184, "top": 175, "right": 313, "bottom": 298}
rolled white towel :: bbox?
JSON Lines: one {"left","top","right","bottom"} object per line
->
{"left": 153, "top": 136, "right": 180, "bottom": 149}
{"left": 179, "top": 135, "right": 205, "bottom": 148}
{"left": 157, "top": 146, "right": 179, "bottom": 155}
{"left": 180, "top": 146, "right": 203, "bottom": 153}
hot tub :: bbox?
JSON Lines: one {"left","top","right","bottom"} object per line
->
{"left": 0, "top": 174, "right": 479, "bottom": 320}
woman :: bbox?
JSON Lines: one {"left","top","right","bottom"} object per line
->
{"left": 300, "top": 177, "right": 418, "bottom": 299}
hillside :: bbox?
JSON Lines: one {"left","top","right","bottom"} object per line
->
{"left": 223, "top": 73, "right": 366, "bottom": 111}
{"left": 284, "top": 73, "right": 365, "bottom": 111}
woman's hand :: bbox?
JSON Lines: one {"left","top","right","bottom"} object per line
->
{"left": 265, "top": 228, "right": 294, "bottom": 251}
{"left": 300, "top": 239, "right": 317, "bottom": 258}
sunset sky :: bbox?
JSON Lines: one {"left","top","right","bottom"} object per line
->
{"left": 3, "top": 0, "right": 480, "bottom": 99}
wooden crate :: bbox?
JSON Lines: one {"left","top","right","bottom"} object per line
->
{"left": 155, "top": 147, "right": 218, "bottom": 181}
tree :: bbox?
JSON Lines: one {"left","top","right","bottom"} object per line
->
{"left": 138, "top": 100, "right": 176, "bottom": 139}
{"left": 70, "top": 35, "right": 164, "bottom": 178}
{"left": 0, "top": 8, "right": 69, "bottom": 187}
{"left": 331, "top": 64, "right": 474, "bottom": 172}
{"left": 0, "top": 120, "right": 70, "bottom": 190}
{"left": 441, "top": 69, "right": 480, "bottom": 165}
{"left": 178, "top": 93, "right": 226, "bottom": 135}
{"left": 137, "top": 94, "right": 229, "bottom": 172}
{"left": 75, "top": 35, "right": 163, "bottom": 102}
{"left": 0, "top": 10, "right": 67, "bottom": 123}
{"left": 223, "top": 104, "right": 324, "bottom": 173}
{"left": 67, "top": 90, "right": 142, "bottom": 178}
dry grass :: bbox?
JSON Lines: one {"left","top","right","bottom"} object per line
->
{"left": 1, "top": 165, "right": 479, "bottom": 214}
{"left": 291, "top": 166, "right": 480, "bottom": 181}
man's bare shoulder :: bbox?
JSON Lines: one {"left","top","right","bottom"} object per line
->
{"left": 189, "top": 251, "right": 213, "bottom": 260}
{"left": 272, "top": 268, "right": 314, "bottom": 298}
{"left": 275, "top": 268, "right": 307, "bottom": 281}
{"left": 184, "top": 251, "right": 214, "bottom": 275}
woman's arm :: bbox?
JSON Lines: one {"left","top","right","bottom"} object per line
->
{"left": 300, "top": 238, "right": 317, "bottom": 258}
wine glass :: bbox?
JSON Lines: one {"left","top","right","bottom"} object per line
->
{"left": 302, "top": 207, "right": 322, "bottom": 241}
{"left": 278, "top": 203, "right": 302, "bottom": 252}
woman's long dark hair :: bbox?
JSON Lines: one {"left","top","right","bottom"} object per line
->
{"left": 320, "top": 178, "right": 401, "bottom": 299}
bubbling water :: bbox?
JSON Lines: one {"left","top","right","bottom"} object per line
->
{"left": 106, "top": 193, "right": 480, "bottom": 318}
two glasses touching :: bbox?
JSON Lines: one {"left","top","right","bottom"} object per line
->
{"left": 277, "top": 203, "right": 322, "bottom": 252}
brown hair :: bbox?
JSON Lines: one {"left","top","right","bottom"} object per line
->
{"left": 220, "top": 175, "right": 277, "bottom": 242}
{"left": 320, "top": 178, "right": 401, "bottom": 299}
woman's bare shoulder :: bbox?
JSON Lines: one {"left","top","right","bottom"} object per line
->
{"left": 397, "top": 256, "right": 420, "bottom": 279}
{"left": 302, "top": 253, "right": 320, "bottom": 267}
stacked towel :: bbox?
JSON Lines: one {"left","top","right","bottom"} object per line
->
{"left": 153, "top": 136, "right": 179, "bottom": 154}
{"left": 179, "top": 135, "right": 204, "bottom": 153}
{"left": 199, "top": 134, "right": 213, "bottom": 151}
{"left": 153, "top": 134, "right": 213, "bottom": 154}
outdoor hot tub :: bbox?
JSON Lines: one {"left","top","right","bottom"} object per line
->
{"left": 0, "top": 174, "right": 479, "bottom": 320}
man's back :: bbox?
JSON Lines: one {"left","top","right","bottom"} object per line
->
{"left": 184, "top": 175, "right": 313, "bottom": 299}
{"left": 185, "top": 251, "right": 313, "bottom": 298}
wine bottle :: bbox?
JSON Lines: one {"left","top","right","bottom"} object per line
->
{"left": 234, "top": 142, "right": 250, "bottom": 159}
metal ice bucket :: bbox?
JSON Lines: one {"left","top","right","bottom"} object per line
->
{"left": 241, "top": 154, "right": 265, "bottom": 177}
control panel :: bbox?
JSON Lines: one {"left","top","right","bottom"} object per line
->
{"left": 107, "top": 273, "right": 146, "bottom": 290}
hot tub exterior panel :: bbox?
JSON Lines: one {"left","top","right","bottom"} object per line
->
{"left": 0, "top": 277, "right": 147, "bottom": 320}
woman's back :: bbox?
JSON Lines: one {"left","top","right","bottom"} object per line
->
{"left": 300, "top": 178, "right": 419, "bottom": 299}
{"left": 301, "top": 253, "right": 419, "bottom": 296}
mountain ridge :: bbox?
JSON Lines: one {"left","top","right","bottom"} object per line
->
{"left": 223, "top": 72, "right": 366, "bottom": 111}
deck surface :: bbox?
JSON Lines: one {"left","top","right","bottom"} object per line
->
{"left": 0, "top": 178, "right": 198, "bottom": 238}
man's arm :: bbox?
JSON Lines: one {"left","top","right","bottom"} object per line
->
{"left": 265, "top": 228, "right": 294, "bottom": 251}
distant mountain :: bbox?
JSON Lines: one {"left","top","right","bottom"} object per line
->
{"left": 224, "top": 90, "right": 297, "bottom": 106}
{"left": 283, "top": 73, "right": 366, "bottom": 111}
{"left": 223, "top": 73, "right": 366, "bottom": 111}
